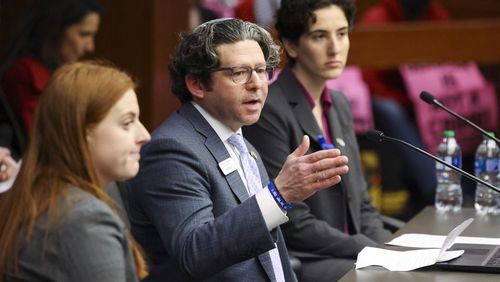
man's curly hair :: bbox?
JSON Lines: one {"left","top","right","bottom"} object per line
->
{"left": 169, "top": 18, "right": 281, "bottom": 103}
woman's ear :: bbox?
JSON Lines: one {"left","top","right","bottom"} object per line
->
{"left": 86, "top": 128, "right": 94, "bottom": 146}
{"left": 282, "top": 39, "right": 298, "bottom": 59}
{"left": 185, "top": 74, "right": 205, "bottom": 100}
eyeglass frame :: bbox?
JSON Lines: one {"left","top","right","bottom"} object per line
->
{"left": 209, "top": 65, "right": 276, "bottom": 85}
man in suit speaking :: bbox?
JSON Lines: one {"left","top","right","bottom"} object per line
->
{"left": 127, "top": 18, "right": 349, "bottom": 281}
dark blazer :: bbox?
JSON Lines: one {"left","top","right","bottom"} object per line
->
{"left": 127, "top": 103, "right": 296, "bottom": 282}
{"left": 244, "top": 66, "right": 391, "bottom": 260}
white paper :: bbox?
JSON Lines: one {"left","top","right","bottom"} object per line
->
{"left": 437, "top": 218, "right": 473, "bottom": 260}
{"left": 387, "top": 234, "right": 500, "bottom": 249}
{"left": 356, "top": 247, "right": 463, "bottom": 271}
{"left": 355, "top": 218, "right": 473, "bottom": 271}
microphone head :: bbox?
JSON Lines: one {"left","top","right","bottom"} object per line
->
{"left": 420, "top": 91, "right": 436, "bottom": 105}
{"left": 366, "top": 130, "right": 385, "bottom": 143}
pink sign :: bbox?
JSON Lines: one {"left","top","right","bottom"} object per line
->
{"left": 401, "top": 62, "right": 498, "bottom": 154}
{"left": 327, "top": 66, "right": 374, "bottom": 134}
{"left": 271, "top": 67, "right": 374, "bottom": 134}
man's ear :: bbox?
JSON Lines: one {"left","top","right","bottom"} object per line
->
{"left": 185, "top": 74, "right": 205, "bottom": 100}
{"left": 282, "top": 39, "right": 298, "bottom": 59}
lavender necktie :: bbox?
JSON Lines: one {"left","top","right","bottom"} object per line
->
{"left": 228, "top": 134, "right": 262, "bottom": 196}
{"left": 228, "top": 133, "right": 285, "bottom": 282}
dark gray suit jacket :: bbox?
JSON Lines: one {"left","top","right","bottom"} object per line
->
{"left": 127, "top": 103, "right": 296, "bottom": 282}
{"left": 244, "top": 66, "right": 391, "bottom": 260}
{"left": 5, "top": 187, "right": 137, "bottom": 282}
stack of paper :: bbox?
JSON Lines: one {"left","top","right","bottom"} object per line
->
{"left": 355, "top": 218, "right": 474, "bottom": 271}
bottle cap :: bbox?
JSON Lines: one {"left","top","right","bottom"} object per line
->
{"left": 443, "top": 130, "right": 455, "bottom": 137}
{"left": 483, "top": 132, "right": 495, "bottom": 139}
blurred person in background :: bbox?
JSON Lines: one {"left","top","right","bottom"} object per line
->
{"left": 1, "top": 0, "right": 101, "bottom": 137}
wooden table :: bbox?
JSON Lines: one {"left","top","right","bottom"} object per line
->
{"left": 339, "top": 207, "right": 500, "bottom": 281}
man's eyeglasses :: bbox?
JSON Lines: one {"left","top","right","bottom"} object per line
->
{"left": 210, "top": 66, "right": 275, "bottom": 85}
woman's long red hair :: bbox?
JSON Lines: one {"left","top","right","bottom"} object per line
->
{"left": 0, "top": 61, "right": 147, "bottom": 279}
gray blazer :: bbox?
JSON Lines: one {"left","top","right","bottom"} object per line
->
{"left": 5, "top": 187, "right": 138, "bottom": 282}
{"left": 244, "top": 66, "right": 391, "bottom": 260}
{"left": 127, "top": 103, "right": 296, "bottom": 282}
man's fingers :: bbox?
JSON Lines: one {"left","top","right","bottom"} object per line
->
{"left": 0, "top": 147, "right": 11, "bottom": 159}
{"left": 0, "top": 163, "right": 6, "bottom": 173}
{"left": 323, "top": 165, "right": 349, "bottom": 179}
{"left": 307, "top": 163, "right": 349, "bottom": 183}
{"left": 300, "top": 148, "right": 343, "bottom": 165}
{"left": 300, "top": 155, "right": 349, "bottom": 180}
{"left": 3, "top": 155, "right": 17, "bottom": 167}
{"left": 313, "top": 155, "right": 348, "bottom": 172}
{"left": 290, "top": 135, "right": 310, "bottom": 158}
{"left": 277, "top": 138, "right": 350, "bottom": 202}
{"left": 310, "top": 175, "right": 343, "bottom": 190}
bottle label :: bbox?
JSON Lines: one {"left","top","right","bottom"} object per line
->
{"left": 452, "top": 156, "right": 462, "bottom": 168}
{"left": 438, "top": 156, "right": 462, "bottom": 170}
{"left": 487, "top": 159, "right": 499, "bottom": 172}
{"left": 475, "top": 159, "right": 485, "bottom": 173}
{"left": 448, "top": 156, "right": 462, "bottom": 170}
{"left": 475, "top": 158, "right": 499, "bottom": 173}
{"left": 436, "top": 161, "right": 444, "bottom": 170}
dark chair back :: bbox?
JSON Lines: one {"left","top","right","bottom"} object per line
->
{"left": 0, "top": 87, "right": 26, "bottom": 160}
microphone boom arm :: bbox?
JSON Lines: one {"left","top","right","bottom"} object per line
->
{"left": 437, "top": 102, "right": 500, "bottom": 144}
{"left": 420, "top": 91, "right": 500, "bottom": 145}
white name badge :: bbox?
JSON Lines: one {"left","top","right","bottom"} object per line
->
{"left": 219, "top": 158, "right": 237, "bottom": 176}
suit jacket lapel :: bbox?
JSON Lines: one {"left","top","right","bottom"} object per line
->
{"left": 257, "top": 252, "right": 276, "bottom": 282}
{"left": 326, "top": 92, "right": 344, "bottom": 150}
{"left": 179, "top": 104, "right": 281, "bottom": 282}
{"left": 277, "top": 69, "right": 354, "bottom": 233}
{"left": 327, "top": 91, "right": 359, "bottom": 232}
{"left": 178, "top": 104, "right": 249, "bottom": 203}
{"left": 276, "top": 67, "right": 323, "bottom": 145}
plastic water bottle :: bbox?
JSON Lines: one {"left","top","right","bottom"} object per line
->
{"left": 435, "top": 130, "right": 463, "bottom": 212}
{"left": 474, "top": 132, "right": 500, "bottom": 214}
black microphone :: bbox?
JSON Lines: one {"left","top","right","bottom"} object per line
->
{"left": 366, "top": 130, "right": 500, "bottom": 193}
{"left": 419, "top": 91, "right": 500, "bottom": 145}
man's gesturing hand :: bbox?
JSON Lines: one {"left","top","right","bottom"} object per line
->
{"left": 274, "top": 135, "right": 349, "bottom": 203}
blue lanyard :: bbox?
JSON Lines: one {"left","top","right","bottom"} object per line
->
{"left": 318, "top": 135, "right": 335, "bottom": 149}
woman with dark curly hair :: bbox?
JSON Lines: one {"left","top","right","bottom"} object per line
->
{"left": 244, "top": 1, "right": 391, "bottom": 281}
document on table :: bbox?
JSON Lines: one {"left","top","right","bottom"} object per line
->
{"left": 355, "top": 218, "right": 473, "bottom": 271}
{"left": 387, "top": 234, "right": 500, "bottom": 249}
{"left": 355, "top": 247, "right": 463, "bottom": 271}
